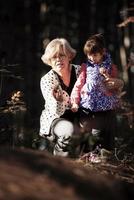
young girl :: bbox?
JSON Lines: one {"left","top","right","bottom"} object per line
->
{"left": 71, "top": 34, "right": 123, "bottom": 112}
{"left": 70, "top": 34, "right": 124, "bottom": 153}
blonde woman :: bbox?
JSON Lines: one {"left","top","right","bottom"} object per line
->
{"left": 39, "top": 38, "right": 81, "bottom": 157}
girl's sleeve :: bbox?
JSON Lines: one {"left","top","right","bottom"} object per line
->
{"left": 111, "top": 64, "right": 118, "bottom": 78}
{"left": 70, "top": 63, "right": 86, "bottom": 105}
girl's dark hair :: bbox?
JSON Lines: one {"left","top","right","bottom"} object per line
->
{"left": 84, "top": 33, "right": 105, "bottom": 55}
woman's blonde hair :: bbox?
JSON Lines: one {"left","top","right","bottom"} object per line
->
{"left": 41, "top": 38, "right": 76, "bottom": 65}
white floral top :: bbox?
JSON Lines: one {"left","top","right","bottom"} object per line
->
{"left": 39, "top": 64, "right": 81, "bottom": 136}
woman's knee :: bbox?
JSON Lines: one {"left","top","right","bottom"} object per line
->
{"left": 52, "top": 118, "right": 74, "bottom": 140}
{"left": 51, "top": 118, "right": 74, "bottom": 157}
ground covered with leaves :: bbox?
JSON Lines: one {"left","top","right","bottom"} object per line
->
{"left": 76, "top": 127, "right": 134, "bottom": 184}
{"left": 77, "top": 151, "right": 134, "bottom": 184}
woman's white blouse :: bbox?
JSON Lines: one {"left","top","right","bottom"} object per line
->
{"left": 39, "top": 64, "right": 81, "bottom": 136}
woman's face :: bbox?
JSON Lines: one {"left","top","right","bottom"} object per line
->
{"left": 50, "top": 46, "right": 70, "bottom": 74}
{"left": 87, "top": 52, "right": 103, "bottom": 64}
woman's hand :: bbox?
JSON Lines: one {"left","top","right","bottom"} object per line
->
{"left": 53, "top": 85, "right": 63, "bottom": 102}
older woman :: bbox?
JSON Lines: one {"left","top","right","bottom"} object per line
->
{"left": 39, "top": 38, "right": 82, "bottom": 157}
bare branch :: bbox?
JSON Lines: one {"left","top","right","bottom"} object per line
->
{"left": 117, "top": 16, "right": 134, "bottom": 27}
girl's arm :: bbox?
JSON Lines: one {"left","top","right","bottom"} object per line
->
{"left": 111, "top": 64, "right": 118, "bottom": 78}
{"left": 70, "top": 63, "right": 86, "bottom": 109}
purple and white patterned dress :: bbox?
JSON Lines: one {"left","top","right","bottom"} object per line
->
{"left": 71, "top": 53, "right": 120, "bottom": 112}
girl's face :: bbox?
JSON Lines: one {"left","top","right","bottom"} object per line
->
{"left": 50, "top": 46, "right": 70, "bottom": 74}
{"left": 87, "top": 52, "right": 104, "bottom": 64}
